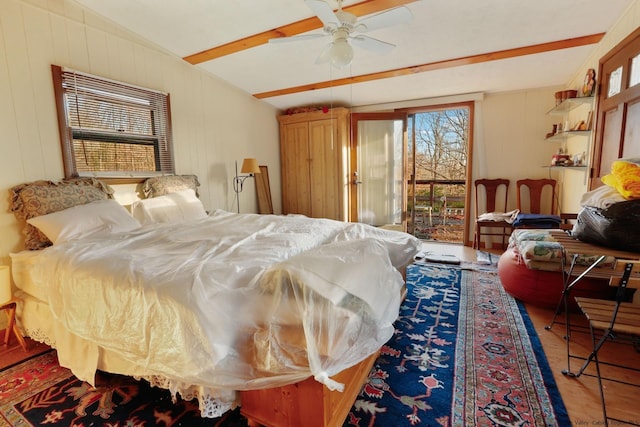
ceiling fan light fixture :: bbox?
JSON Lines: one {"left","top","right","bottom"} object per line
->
{"left": 329, "top": 38, "right": 353, "bottom": 68}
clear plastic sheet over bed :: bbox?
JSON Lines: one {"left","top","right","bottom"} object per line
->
{"left": 27, "top": 210, "right": 420, "bottom": 416}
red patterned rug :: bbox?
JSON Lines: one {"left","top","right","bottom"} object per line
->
{"left": 0, "top": 350, "right": 248, "bottom": 426}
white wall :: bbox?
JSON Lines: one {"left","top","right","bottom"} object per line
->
{"left": 0, "top": 0, "right": 281, "bottom": 266}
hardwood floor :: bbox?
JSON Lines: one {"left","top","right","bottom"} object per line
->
{"left": 1, "top": 242, "right": 639, "bottom": 426}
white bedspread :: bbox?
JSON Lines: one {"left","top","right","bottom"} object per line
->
{"left": 26, "top": 210, "right": 420, "bottom": 415}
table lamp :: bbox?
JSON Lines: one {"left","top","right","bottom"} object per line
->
{"left": 0, "top": 266, "right": 10, "bottom": 304}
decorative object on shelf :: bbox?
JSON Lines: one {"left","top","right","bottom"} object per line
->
{"left": 233, "top": 158, "right": 261, "bottom": 213}
{"left": 586, "top": 110, "right": 594, "bottom": 130}
{"left": 554, "top": 91, "right": 563, "bottom": 106}
{"left": 555, "top": 89, "right": 578, "bottom": 105}
{"left": 551, "top": 148, "right": 571, "bottom": 166}
{"left": 285, "top": 105, "right": 330, "bottom": 115}
{"left": 582, "top": 68, "right": 596, "bottom": 97}
{"left": 572, "top": 120, "right": 586, "bottom": 131}
{"left": 572, "top": 151, "right": 586, "bottom": 167}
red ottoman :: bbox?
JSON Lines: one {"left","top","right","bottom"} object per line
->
{"left": 497, "top": 247, "right": 613, "bottom": 310}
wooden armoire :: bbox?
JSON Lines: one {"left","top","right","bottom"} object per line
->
{"left": 278, "top": 107, "right": 350, "bottom": 221}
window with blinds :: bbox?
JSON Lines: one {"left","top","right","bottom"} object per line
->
{"left": 52, "top": 65, "right": 174, "bottom": 179}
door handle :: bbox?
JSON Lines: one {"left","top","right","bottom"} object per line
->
{"left": 353, "top": 171, "right": 363, "bottom": 185}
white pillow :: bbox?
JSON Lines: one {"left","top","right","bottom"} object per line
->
{"left": 130, "top": 188, "right": 207, "bottom": 226}
{"left": 27, "top": 199, "right": 141, "bottom": 244}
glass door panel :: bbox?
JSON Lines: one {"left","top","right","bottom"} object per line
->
{"left": 351, "top": 113, "right": 407, "bottom": 228}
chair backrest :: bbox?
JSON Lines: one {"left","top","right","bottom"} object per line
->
{"left": 516, "top": 179, "right": 556, "bottom": 214}
{"left": 609, "top": 260, "right": 640, "bottom": 291}
{"left": 474, "top": 179, "right": 509, "bottom": 216}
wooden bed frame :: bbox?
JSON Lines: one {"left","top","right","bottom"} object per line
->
{"left": 240, "top": 274, "right": 407, "bottom": 427}
{"left": 240, "top": 350, "right": 379, "bottom": 427}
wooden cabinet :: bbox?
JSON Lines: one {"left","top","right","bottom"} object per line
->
{"left": 278, "top": 108, "right": 350, "bottom": 221}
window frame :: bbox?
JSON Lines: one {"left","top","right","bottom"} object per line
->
{"left": 51, "top": 65, "right": 175, "bottom": 182}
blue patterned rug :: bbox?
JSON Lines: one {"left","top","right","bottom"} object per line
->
{"left": 344, "top": 262, "right": 570, "bottom": 426}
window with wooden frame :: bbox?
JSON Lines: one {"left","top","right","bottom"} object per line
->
{"left": 52, "top": 65, "right": 174, "bottom": 180}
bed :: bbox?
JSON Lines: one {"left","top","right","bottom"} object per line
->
{"left": 8, "top": 177, "right": 421, "bottom": 424}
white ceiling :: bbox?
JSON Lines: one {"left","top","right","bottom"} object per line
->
{"left": 73, "top": 0, "right": 635, "bottom": 111}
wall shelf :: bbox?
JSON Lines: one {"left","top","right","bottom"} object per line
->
{"left": 545, "top": 130, "right": 591, "bottom": 141}
{"left": 542, "top": 165, "right": 588, "bottom": 170}
{"left": 547, "top": 96, "right": 594, "bottom": 115}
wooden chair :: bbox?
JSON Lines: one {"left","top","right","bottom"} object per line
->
{"left": 1, "top": 298, "right": 28, "bottom": 352}
{"left": 516, "top": 178, "right": 556, "bottom": 214}
{"left": 473, "top": 179, "right": 512, "bottom": 250}
{"left": 571, "top": 260, "right": 640, "bottom": 427}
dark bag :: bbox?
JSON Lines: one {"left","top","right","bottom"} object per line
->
{"left": 572, "top": 200, "right": 640, "bottom": 252}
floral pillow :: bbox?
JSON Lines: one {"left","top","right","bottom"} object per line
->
{"left": 9, "top": 178, "right": 114, "bottom": 250}
{"left": 142, "top": 175, "right": 200, "bottom": 198}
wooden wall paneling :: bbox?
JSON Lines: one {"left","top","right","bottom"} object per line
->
{"left": 49, "top": 14, "right": 71, "bottom": 77}
{"left": 66, "top": 20, "right": 91, "bottom": 71}
{"left": 0, "top": 10, "right": 23, "bottom": 184}
{"left": 3, "top": 1, "right": 45, "bottom": 182}
{"left": 86, "top": 27, "right": 110, "bottom": 73}
{"left": 24, "top": 7, "right": 64, "bottom": 179}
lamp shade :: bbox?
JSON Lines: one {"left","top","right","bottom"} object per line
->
{"left": 240, "top": 158, "right": 261, "bottom": 174}
{"left": 0, "top": 265, "right": 11, "bottom": 304}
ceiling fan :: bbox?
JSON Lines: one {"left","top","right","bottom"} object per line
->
{"left": 269, "top": 0, "right": 413, "bottom": 68}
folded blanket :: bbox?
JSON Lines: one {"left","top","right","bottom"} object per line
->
{"left": 512, "top": 213, "right": 561, "bottom": 229}
{"left": 477, "top": 209, "right": 520, "bottom": 223}
{"left": 601, "top": 158, "right": 640, "bottom": 199}
{"left": 518, "top": 240, "right": 563, "bottom": 263}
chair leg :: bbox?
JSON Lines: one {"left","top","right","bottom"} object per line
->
{"left": 473, "top": 227, "right": 479, "bottom": 249}
{"left": 590, "top": 324, "right": 609, "bottom": 427}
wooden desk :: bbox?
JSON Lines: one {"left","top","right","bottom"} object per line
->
{"left": 1, "top": 298, "right": 28, "bottom": 352}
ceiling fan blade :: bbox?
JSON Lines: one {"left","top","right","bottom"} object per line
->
{"left": 315, "top": 42, "right": 332, "bottom": 64}
{"left": 350, "top": 35, "right": 395, "bottom": 54}
{"left": 355, "top": 6, "right": 413, "bottom": 33}
{"left": 305, "top": 0, "right": 340, "bottom": 28}
{"left": 269, "top": 33, "right": 326, "bottom": 43}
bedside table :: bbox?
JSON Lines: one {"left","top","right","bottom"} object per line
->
{"left": 1, "top": 298, "right": 28, "bottom": 352}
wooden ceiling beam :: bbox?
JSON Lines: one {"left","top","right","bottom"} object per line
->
{"left": 252, "top": 33, "right": 605, "bottom": 99}
{"left": 183, "top": 0, "right": 418, "bottom": 65}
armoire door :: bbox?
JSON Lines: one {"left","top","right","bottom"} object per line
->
{"left": 309, "top": 118, "right": 340, "bottom": 219}
{"left": 280, "top": 121, "right": 312, "bottom": 216}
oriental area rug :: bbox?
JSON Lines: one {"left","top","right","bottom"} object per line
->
{"left": 345, "top": 262, "right": 570, "bottom": 427}
{"left": 0, "top": 262, "right": 569, "bottom": 426}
